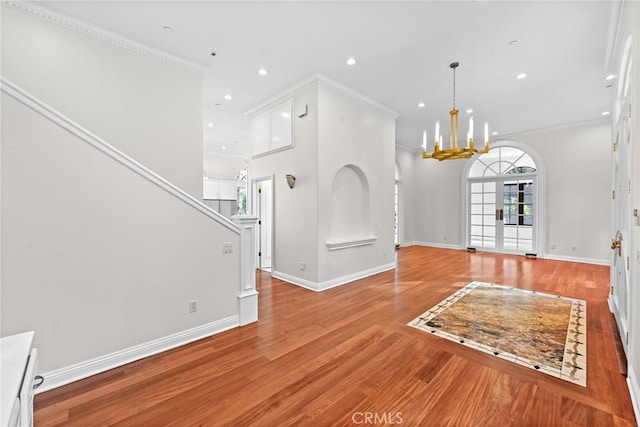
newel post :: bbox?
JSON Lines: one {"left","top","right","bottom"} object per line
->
{"left": 231, "top": 215, "right": 259, "bottom": 326}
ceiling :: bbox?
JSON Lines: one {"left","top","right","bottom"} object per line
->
{"left": 33, "top": 1, "right": 617, "bottom": 158}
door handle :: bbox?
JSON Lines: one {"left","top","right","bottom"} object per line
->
{"left": 611, "top": 231, "right": 623, "bottom": 256}
{"left": 495, "top": 209, "right": 504, "bottom": 221}
{"left": 499, "top": 209, "right": 504, "bottom": 221}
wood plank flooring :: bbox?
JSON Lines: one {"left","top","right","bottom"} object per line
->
{"left": 34, "top": 246, "right": 637, "bottom": 426}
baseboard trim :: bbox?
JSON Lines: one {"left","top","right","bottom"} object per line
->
{"left": 272, "top": 262, "right": 396, "bottom": 292}
{"left": 407, "top": 241, "right": 465, "bottom": 250}
{"left": 542, "top": 254, "right": 609, "bottom": 266}
{"left": 36, "top": 315, "right": 239, "bottom": 393}
{"left": 628, "top": 365, "right": 640, "bottom": 425}
{"left": 404, "top": 243, "right": 609, "bottom": 266}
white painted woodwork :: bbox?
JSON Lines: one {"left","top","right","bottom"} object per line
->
{"left": 1, "top": 331, "right": 35, "bottom": 427}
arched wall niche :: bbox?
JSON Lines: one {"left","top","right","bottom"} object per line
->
{"left": 326, "top": 164, "right": 376, "bottom": 250}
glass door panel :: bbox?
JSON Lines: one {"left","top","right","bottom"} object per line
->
{"left": 469, "top": 181, "right": 497, "bottom": 250}
{"left": 469, "top": 177, "right": 535, "bottom": 254}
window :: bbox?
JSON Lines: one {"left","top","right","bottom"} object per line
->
{"left": 503, "top": 182, "right": 533, "bottom": 226}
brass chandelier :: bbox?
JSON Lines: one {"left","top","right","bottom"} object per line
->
{"left": 422, "top": 62, "right": 490, "bottom": 161}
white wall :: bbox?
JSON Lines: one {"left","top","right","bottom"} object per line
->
{"left": 395, "top": 147, "right": 415, "bottom": 246}
{"left": 250, "top": 83, "right": 320, "bottom": 283}
{"left": 204, "top": 152, "right": 248, "bottom": 180}
{"left": 1, "top": 92, "right": 240, "bottom": 373}
{"left": 408, "top": 122, "right": 612, "bottom": 262}
{"left": 250, "top": 78, "right": 396, "bottom": 288}
{"left": 316, "top": 83, "right": 396, "bottom": 283}
{"left": 1, "top": 5, "right": 203, "bottom": 198}
{"left": 1, "top": 5, "right": 242, "bottom": 388}
{"left": 411, "top": 158, "right": 466, "bottom": 248}
{"left": 516, "top": 122, "right": 612, "bottom": 262}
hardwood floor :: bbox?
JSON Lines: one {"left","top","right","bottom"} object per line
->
{"left": 34, "top": 246, "right": 637, "bottom": 426}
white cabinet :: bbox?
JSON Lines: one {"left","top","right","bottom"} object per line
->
{"left": 1, "top": 331, "right": 41, "bottom": 427}
{"left": 203, "top": 178, "right": 237, "bottom": 200}
{"left": 250, "top": 99, "right": 293, "bottom": 156}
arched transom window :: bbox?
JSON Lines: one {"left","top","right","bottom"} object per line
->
{"left": 468, "top": 146, "right": 537, "bottom": 178}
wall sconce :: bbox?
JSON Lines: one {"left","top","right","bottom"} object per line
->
{"left": 286, "top": 174, "right": 296, "bottom": 189}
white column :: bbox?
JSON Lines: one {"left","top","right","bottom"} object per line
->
{"left": 231, "top": 215, "right": 259, "bottom": 326}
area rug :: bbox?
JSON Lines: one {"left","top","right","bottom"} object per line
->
{"left": 408, "top": 281, "right": 587, "bottom": 386}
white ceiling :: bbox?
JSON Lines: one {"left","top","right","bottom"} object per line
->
{"left": 34, "top": 1, "right": 616, "bottom": 158}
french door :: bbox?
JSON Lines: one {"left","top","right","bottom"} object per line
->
{"left": 469, "top": 176, "right": 536, "bottom": 255}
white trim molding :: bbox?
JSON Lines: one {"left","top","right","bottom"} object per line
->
{"left": 628, "top": 365, "right": 640, "bottom": 426}
{"left": 36, "top": 316, "right": 240, "bottom": 393}
{"left": 1, "top": 78, "right": 239, "bottom": 234}
{"left": 3, "top": 1, "right": 208, "bottom": 75}
{"left": 542, "top": 254, "right": 609, "bottom": 266}
{"left": 244, "top": 74, "right": 399, "bottom": 119}
{"left": 272, "top": 262, "right": 396, "bottom": 292}
{"left": 408, "top": 241, "right": 465, "bottom": 251}
{"left": 232, "top": 215, "right": 259, "bottom": 326}
{"left": 326, "top": 236, "right": 377, "bottom": 251}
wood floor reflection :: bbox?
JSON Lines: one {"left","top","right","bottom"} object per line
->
{"left": 34, "top": 247, "right": 637, "bottom": 426}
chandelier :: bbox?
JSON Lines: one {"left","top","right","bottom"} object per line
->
{"left": 422, "top": 62, "right": 490, "bottom": 161}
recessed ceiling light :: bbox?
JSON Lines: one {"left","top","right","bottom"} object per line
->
{"left": 508, "top": 40, "right": 518, "bottom": 46}
{"left": 258, "top": 68, "right": 268, "bottom": 76}
{"left": 466, "top": 108, "right": 473, "bottom": 114}
{"left": 418, "top": 102, "right": 425, "bottom": 108}
{"left": 281, "top": 112, "right": 290, "bottom": 118}
{"left": 516, "top": 73, "right": 528, "bottom": 80}
{"left": 163, "top": 26, "right": 173, "bottom": 32}
{"left": 605, "top": 74, "right": 617, "bottom": 80}
{"left": 222, "top": 146, "right": 227, "bottom": 150}
{"left": 224, "top": 94, "right": 232, "bottom": 100}
{"left": 602, "top": 111, "right": 611, "bottom": 116}
{"left": 207, "top": 122, "right": 214, "bottom": 127}
{"left": 492, "top": 131, "right": 498, "bottom": 135}
{"left": 346, "top": 57, "right": 357, "bottom": 66}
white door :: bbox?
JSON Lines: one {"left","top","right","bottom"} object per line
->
{"left": 610, "top": 37, "right": 633, "bottom": 355}
{"left": 611, "top": 104, "right": 632, "bottom": 354}
{"left": 255, "top": 179, "right": 273, "bottom": 270}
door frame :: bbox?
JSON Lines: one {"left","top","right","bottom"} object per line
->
{"left": 251, "top": 175, "right": 274, "bottom": 271}
{"left": 461, "top": 141, "right": 546, "bottom": 256}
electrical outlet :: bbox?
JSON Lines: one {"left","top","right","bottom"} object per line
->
{"left": 223, "top": 242, "right": 233, "bottom": 254}
{"left": 299, "top": 262, "right": 306, "bottom": 271}
{"left": 189, "top": 300, "right": 198, "bottom": 313}
{"left": 550, "top": 242, "right": 556, "bottom": 249}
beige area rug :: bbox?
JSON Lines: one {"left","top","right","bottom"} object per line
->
{"left": 408, "top": 281, "right": 587, "bottom": 386}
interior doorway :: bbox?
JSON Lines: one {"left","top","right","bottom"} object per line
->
{"left": 252, "top": 177, "right": 273, "bottom": 271}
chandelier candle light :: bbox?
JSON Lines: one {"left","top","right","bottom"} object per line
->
{"left": 423, "top": 62, "right": 490, "bottom": 161}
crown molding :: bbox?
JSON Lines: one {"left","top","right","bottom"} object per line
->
{"left": 604, "top": 0, "right": 624, "bottom": 71}
{"left": 315, "top": 74, "right": 400, "bottom": 118}
{"left": 3, "top": 1, "right": 208, "bottom": 75}
{"left": 244, "top": 73, "right": 400, "bottom": 119}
